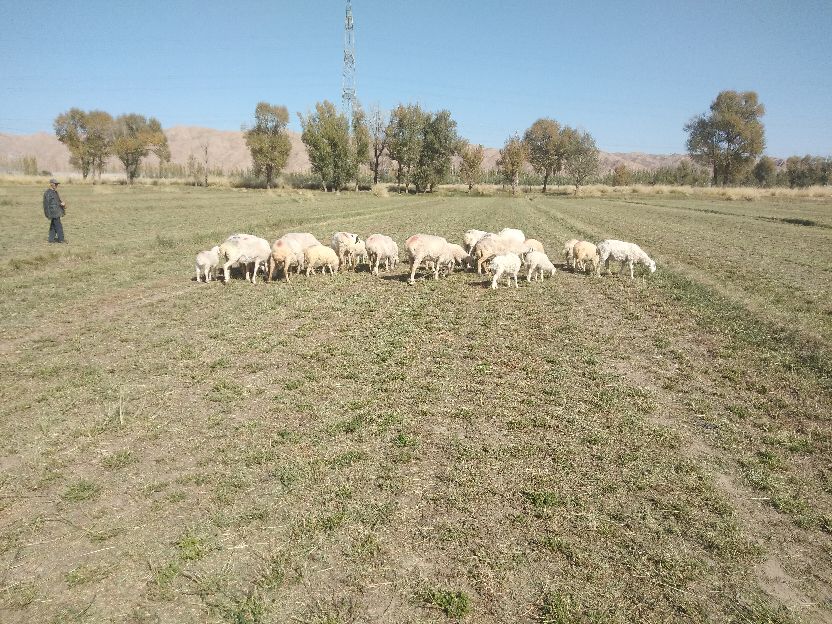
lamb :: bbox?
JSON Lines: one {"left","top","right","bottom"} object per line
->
{"left": 194, "top": 245, "right": 221, "bottom": 282}
{"left": 524, "top": 250, "right": 556, "bottom": 281}
{"left": 444, "top": 243, "right": 472, "bottom": 272}
{"left": 572, "top": 241, "right": 600, "bottom": 274}
{"left": 220, "top": 234, "right": 271, "bottom": 284}
{"left": 488, "top": 253, "right": 522, "bottom": 289}
{"left": 353, "top": 240, "right": 368, "bottom": 268}
{"left": 304, "top": 244, "right": 340, "bottom": 276}
{"left": 471, "top": 234, "right": 529, "bottom": 274}
{"left": 365, "top": 234, "right": 399, "bottom": 276}
{"left": 596, "top": 239, "right": 657, "bottom": 279}
{"left": 563, "top": 239, "right": 579, "bottom": 269}
{"left": 405, "top": 234, "right": 455, "bottom": 283}
{"left": 330, "top": 232, "right": 363, "bottom": 270}
{"left": 463, "top": 229, "right": 490, "bottom": 253}
{"left": 268, "top": 237, "right": 305, "bottom": 283}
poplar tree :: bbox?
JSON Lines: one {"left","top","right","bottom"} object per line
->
{"left": 685, "top": 90, "right": 765, "bottom": 185}
{"left": 244, "top": 102, "right": 292, "bottom": 188}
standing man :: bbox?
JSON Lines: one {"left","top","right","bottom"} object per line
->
{"left": 43, "top": 178, "right": 67, "bottom": 243}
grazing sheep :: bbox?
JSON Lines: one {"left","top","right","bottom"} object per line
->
{"left": 330, "top": 231, "right": 363, "bottom": 270}
{"left": 563, "top": 238, "right": 579, "bottom": 269}
{"left": 524, "top": 250, "right": 556, "bottom": 281}
{"left": 444, "top": 243, "right": 472, "bottom": 272}
{"left": 268, "top": 237, "right": 305, "bottom": 283}
{"left": 471, "top": 234, "right": 528, "bottom": 274}
{"left": 220, "top": 234, "right": 271, "bottom": 284}
{"left": 353, "top": 240, "right": 368, "bottom": 268}
{"left": 523, "top": 238, "right": 545, "bottom": 254}
{"left": 365, "top": 234, "right": 399, "bottom": 276}
{"left": 405, "top": 234, "right": 455, "bottom": 283}
{"left": 463, "top": 229, "right": 490, "bottom": 253}
{"left": 195, "top": 246, "right": 221, "bottom": 283}
{"left": 488, "top": 253, "right": 522, "bottom": 289}
{"left": 572, "top": 241, "right": 600, "bottom": 274}
{"left": 596, "top": 239, "right": 657, "bottom": 278}
{"left": 497, "top": 228, "right": 526, "bottom": 247}
{"left": 304, "top": 244, "right": 340, "bottom": 276}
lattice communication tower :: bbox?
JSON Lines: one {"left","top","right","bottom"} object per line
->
{"left": 342, "top": 0, "right": 356, "bottom": 125}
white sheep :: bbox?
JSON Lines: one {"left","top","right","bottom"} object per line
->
{"left": 282, "top": 232, "right": 321, "bottom": 251}
{"left": 194, "top": 246, "right": 221, "bottom": 283}
{"left": 572, "top": 241, "right": 600, "bottom": 274}
{"left": 497, "top": 228, "right": 526, "bottom": 247}
{"left": 463, "top": 229, "right": 490, "bottom": 253}
{"left": 563, "top": 239, "right": 579, "bottom": 269}
{"left": 405, "top": 234, "right": 455, "bottom": 283}
{"left": 353, "top": 239, "right": 367, "bottom": 268}
{"left": 365, "top": 234, "right": 399, "bottom": 276}
{"left": 444, "top": 243, "right": 472, "bottom": 272}
{"left": 220, "top": 234, "right": 271, "bottom": 284}
{"left": 471, "top": 233, "right": 528, "bottom": 274}
{"left": 596, "top": 239, "right": 657, "bottom": 279}
{"left": 523, "top": 238, "right": 545, "bottom": 254}
{"left": 488, "top": 253, "right": 522, "bottom": 289}
{"left": 330, "top": 232, "right": 363, "bottom": 270}
{"left": 524, "top": 250, "right": 556, "bottom": 281}
{"left": 268, "top": 237, "right": 305, "bottom": 283}
{"left": 304, "top": 244, "right": 340, "bottom": 276}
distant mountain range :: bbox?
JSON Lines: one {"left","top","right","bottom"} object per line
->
{"left": 0, "top": 127, "right": 688, "bottom": 176}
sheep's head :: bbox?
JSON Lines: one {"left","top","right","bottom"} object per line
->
{"left": 648, "top": 259, "right": 656, "bottom": 273}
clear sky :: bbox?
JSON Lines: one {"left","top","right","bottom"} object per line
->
{"left": 1, "top": 0, "right": 830, "bottom": 156}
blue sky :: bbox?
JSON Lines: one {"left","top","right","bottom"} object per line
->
{"left": 1, "top": 0, "right": 830, "bottom": 156}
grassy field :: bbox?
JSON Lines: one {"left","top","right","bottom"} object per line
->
{"left": 0, "top": 183, "right": 830, "bottom": 623}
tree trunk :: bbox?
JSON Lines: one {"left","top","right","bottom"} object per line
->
{"left": 542, "top": 172, "right": 549, "bottom": 193}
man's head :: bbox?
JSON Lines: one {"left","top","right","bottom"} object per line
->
{"left": 49, "top": 178, "right": 60, "bottom": 189}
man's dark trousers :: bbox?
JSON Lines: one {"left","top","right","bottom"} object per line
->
{"left": 48, "top": 217, "right": 64, "bottom": 242}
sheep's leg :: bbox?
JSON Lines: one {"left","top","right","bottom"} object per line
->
{"left": 527, "top": 265, "right": 533, "bottom": 283}
{"left": 512, "top": 271, "right": 518, "bottom": 288}
{"left": 433, "top": 259, "right": 440, "bottom": 280}
{"left": 267, "top": 257, "right": 274, "bottom": 282}
{"left": 409, "top": 254, "right": 423, "bottom": 283}
{"left": 223, "top": 261, "right": 233, "bottom": 283}
{"left": 491, "top": 266, "right": 503, "bottom": 289}
{"left": 628, "top": 260, "right": 634, "bottom": 279}
{"left": 283, "top": 261, "right": 292, "bottom": 283}
{"left": 477, "top": 256, "right": 484, "bottom": 274}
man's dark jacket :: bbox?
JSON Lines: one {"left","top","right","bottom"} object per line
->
{"left": 43, "top": 188, "right": 63, "bottom": 219}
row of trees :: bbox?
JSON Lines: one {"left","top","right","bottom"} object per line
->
{"left": 54, "top": 92, "right": 825, "bottom": 190}
{"left": 54, "top": 109, "right": 170, "bottom": 183}
{"left": 495, "top": 120, "right": 600, "bottom": 194}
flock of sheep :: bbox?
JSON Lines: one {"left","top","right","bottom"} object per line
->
{"left": 194, "top": 228, "right": 657, "bottom": 289}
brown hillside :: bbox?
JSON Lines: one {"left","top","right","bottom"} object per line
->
{"left": 0, "top": 126, "right": 684, "bottom": 176}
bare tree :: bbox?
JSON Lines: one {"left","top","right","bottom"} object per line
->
{"left": 367, "top": 105, "right": 389, "bottom": 185}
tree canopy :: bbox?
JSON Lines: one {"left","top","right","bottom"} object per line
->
{"left": 298, "top": 100, "right": 368, "bottom": 191}
{"left": 112, "top": 114, "right": 168, "bottom": 184}
{"left": 498, "top": 134, "right": 527, "bottom": 195}
{"left": 563, "top": 128, "right": 600, "bottom": 193}
{"left": 244, "top": 102, "right": 292, "bottom": 188}
{"left": 685, "top": 90, "right": 765, "bottom": 186}
{"left": 54, "top": 108, "right": 114, "bottom": 179}
{"left": 523, "top": 118, "right": 567, "bottom": 193}
{"left": 458, "top": 142, "right": 485, "bottom": 192}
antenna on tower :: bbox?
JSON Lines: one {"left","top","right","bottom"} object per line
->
{"left": 342, "top": 0, "right": 356, "bottom": 126}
